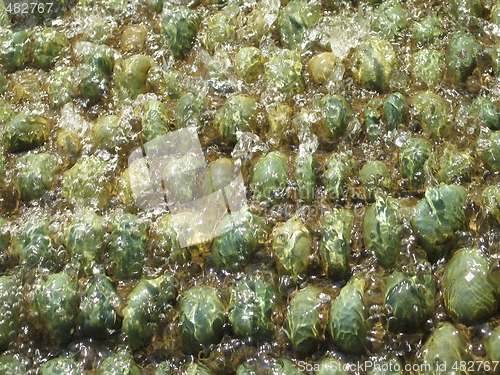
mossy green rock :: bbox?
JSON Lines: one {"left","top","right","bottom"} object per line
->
{"left": 372, "top": 0, "right": 408, "bottom": 39}
{"left": 446, "top": 31, "right": 482, "bottom": 83}
{"left": 0, "top": 277, "right": 19, "bottom": 351}
{"left": 3, "top": 114, "right": 52, "bottom": 153}
{"left": 383, "top": 92, "right": 407, "bottom": 131}
{"left": 16, "top": 153, "right": 60, "bottom": 201}
{"left": 481, "top": 131, "right": 500, "bottom": 172}
{"left": 271, "top": 217, "right": 312, "bottom": 279}
{"left": 411, "top": 185, "right": 467, "bottom": 261}
{"left": 484, "top": 326, "right": 500, "bottom": 364}
{"left": 321, "top": 94, "right": 352, "bottom": 139}
{"left": 12, "top": 216, "right": 53, "bottom": 268}
{"left": 294, "top": 152, "right": 316, "bottom": 203}
{"left": 399, "top": 137, "right": 432, "bottom": 191}
{"left": 176, "top": 92, "right": 207, "bottom": 130}
{"left": 0, "top": 356, "right": 26, "bottom": 375}
{"left": 34, "top": 273, "right": 79, "bottom": 344}
{"left": 363, "top": 196, "right": 402, "bottom": 267}
{"left": 228, "top": 279, "right": 276, "bottom": 339}
{"left": 81, "top": 274, "right": 121, "bottom": 339}
{"left": 234, "top": 47, "right": 264, "bottom": 83}
{"left": 481, "top": 185, "right": 500, "bottom": 224}
{"left": 352, "top": 37, "right": 396, "bottom": 92}
{"left": 328, "top": 277, "right": 368, "bottom": 354}
{"left": 32, "top": 28, "right": 69, "bottom": 70}
{"left": 162, "top": 6, "right": 199, "bottom": 59}
{"left": 98, "top": 352, "right": 141, "bottom": 375}
{"left": 412, "top": 91, "right": 450, "bottom": 139}
{"left": 286, "top": 286, "right": 330, "bottom": 356}
{"left": 0, "top": 30, "right": 30, "bottom": 73}
{"left": 250, "top": 151, "right": 289, "bottom": 203}
{"left": 113, "top": 54, "right": 154, "bottom": 101}
{"left": 40, "top": 358, "right": 83, "bottom": 375}
{"left": 443, "top": 248, "right": 498, "bottom": 324}
{"left": 320, "top": 208, "right": 353, "bottom": 280}
{"left": 109, "top": 213, "right": 149, "bottom": 279}
{"left": 412, "top": 14, "right": 443, "bottom": 45}
{"left": 323, "top": 152, "right": 355, "bottom": 202}
{"left": 437, "top": 148, "right": 474, "bottom": 184}
{"left": 180, "top": 286, "right": 225, "bottom": 354}
{"left": 139, "top": 99, "right": 170, "bottom": 142}
{"left": 411, "top": 49, "right": 445, "bottom": 88}
{"left": 212, "top": 209, "right": 268, "bottom": 272}
{"left": 359, "top": 160, "right": 391, "bottom": 201}
{"left": 278, "top": 0, "right": 321, "bottom": 51}
{"left": 472, "top": 96, "right": 500, "bottom": 130}
{"left": 61, "top": 155, "right": 114, "bottom": 209}
{"left": 215, "top": 94, "right": 258, "bottom": 144}
{"left": 419, "top": 323, "right": 469, "bottom": 374}
{"left": 47, "top": 66, "right": 77, "bottom": 109}
{"left": 264, "top": 49, "right": 304, "bottom": 96}
{"left": 384, "top": 271, "right": 435, "bottom": 333}
{"left": 65, "top": 211, "right": 106, "bottom": 274}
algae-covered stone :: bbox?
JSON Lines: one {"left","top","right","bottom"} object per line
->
{"left": 31, "top": 28, "right": 69, "bottom": 70}
{"left": 411, "top": 91, "right": 450, "bottom": 139}
{"left": 0, "top": 29, "right": 30, "bottom": 73}
{"left": 40, "top": 358, "right": 82, "bottom": 375}
{"left": 307, "top": 52, "right": 337, "bottom": 85}
{"left": 176, "top": 92, "right": 207, "bottom": 130}
{"left": 61, "top": 155, "right": 114, "bottom": 209}
{"left": 0, "top": 356, "right": 26, "bottom": 375}
{"left": 383, "top": 92, "right": 407, "bottom": 131}
{"left": 109, "top": 213, "right": 149, "bottom": 279}
{"left": 264, "top": 49, "right": 304, "bottom": 96}
{"left": 419, "top": 322, "right": 470, "bottom": 374}
{"left": 250, "top": 151, "right": 289, "bottom": 203}
{"left": 481, "top": 185, "right": 500, "bottom": 224}
{"left": 81, "top": 274, "right": 121, "bottom": 339}
{"left": 384, "top": 270, "right": 435, "bottom": 333}
{"left": 202, "top": 7, "right": 237, "bottom": 51}
{"left": 412, "top": 14, "right": 443, "bottom": 45}
{"left": 472, "top": 96, "right": 500, "bottom": 131}
{"left": 411, "top": 185, "right": 467, "bottom": 261}
{"left": 328, "top": 277, "right": 368, "bottom": 354}
{"left": 47, "top": 66, "right": 77, "bottom": 109}
{"left": 399, "top": 137, "right": 432, "bottom": 191}
{"left": 449, "top": 0, "right": 483, "bottom": 27}
{"left": 352, "top": 37, "right": 396, "bottom": 92}
{"left": 323, "top": 152, "right": 355, "bottom": 202}
{"left": 320, "top": 209, "right": 353, "bottom": 280}
{"left": 437, "top": 148, "right": 474, "bottom": 184}
{"left": 481, "top": 131, "right": 500, "bottom": 172}
{"left": 16, "top": 153, "right": 60, "bottom": 201}
{"left": 65, "top": 211, "right": 106, "bottom": 274}
{"left": 77, "top": 43, "right": 114, "bottom": 105}
{"left": 442, "top": 248, "right": 498, "bottom": 324}
{"left": 371, "top": 0, "right": 408, "bottom": 39}
{"left": 139, "top": 99, "right": 170, "bottom": 142}
{"left": 98, "top": 351, "right": 141, "bottom": 375}
{"left": 212, "top": 209, "right": 268, "bottom": 272}
{"left": 285, "top": 286, "right": 330, "bottom": 356}
{"left": 228, "top": 279, "right": 276, "bottom": 340}
{"left": 149, "top": 213, "right": 191, "bottom": 265}
{"left": 234, "top": 47, "right": 264, "bottom": 84}
{"left": 162, "top": 6, "right": 199, "bottom": 59}
{"left": 180, "top": 286, "right": 225, "bottom": 354}
{"left": 0, "top": 217, "right": 9, "bottom": 254}
{"left": 200, "top": 157, "right": 235, "bottom": 196}
{"left": 278, "top": 0, "right": 321, "bottom": 51}
{"left": 316, "top": 358, "right": 349, "bottom": 375}
{"left": 12, "top": 216, "right": 53, "bottom": 268}
{"left": 0, "top": 277, "right": 19, "bottom": 351}
{"left": 484, "top": 326, "right": 500, "bottom": 364}
{"left": 113, "top": 54, "right": 154, "bottom": 101}
{"left": 123, "top": 275, "right": 177, "bottom": 350}
{"left": 91, "top": 114, "right": 132, "bottom": 152}
{"left": 34, "top": 273, "right": 79, "bottom": 344}
{"left": 3, "top": 114, "right": 51, "bottom": 153}
{"left": 215, "top": 94, "right": 258, "bottom": 144}
{"left": 294, "top": 152, "right": 316, "bottom": 203}
{"left": 363, "top": 196, "right": 401, "bottom": 267}
{"left": 411, "top": 49, "right": 445, "bottom": 88}
{"left": 320, "top": 94, "right": 352, "bottom": 139}
{"left": 446, "top": 31, "right": 482, "bottom": 83}
{"left": 359, "top": 160, "right": 391, "bottom": 202}
{"left": 271, "top": 217, "right": 312, "bottom": 279}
